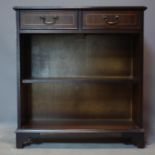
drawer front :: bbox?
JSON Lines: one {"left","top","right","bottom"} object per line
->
{"left": 20, "top": 10, "right": 78, "bottom": 29}
{"left": 82, "top": 11, "right": 141, "bottom": 29}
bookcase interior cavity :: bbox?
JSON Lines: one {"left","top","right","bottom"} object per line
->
{"left": 20, "top": 34, "right": 138, "bottom": 79}
{"left": 20, "top": 33, "right": 140, "bottom": 129}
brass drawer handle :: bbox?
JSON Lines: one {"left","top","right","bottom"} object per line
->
{"left": 40, "top": 16, "right": 59, "bottom": 25}
{"left": 102, "top": 15, "right": 120, "bottom": 25}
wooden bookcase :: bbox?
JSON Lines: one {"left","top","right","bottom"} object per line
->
{"left": 14, "top": 6, "right": 147, "bottom": 148}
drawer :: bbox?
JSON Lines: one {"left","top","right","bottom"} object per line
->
{"left": 20, "top": 10, "right": 78, "bottom": 29}
{"left": 82, "top": 11, "right": 141, "bottom": 29}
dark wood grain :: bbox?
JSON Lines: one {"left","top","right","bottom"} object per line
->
{"left": 82, "top": 11, "right": 141, "bottom": 30}
{"left": 22, "top": 119, "right": 137, "bottom": 130}
{"left": 26, "top": 34, "right": 134, "bottom": 78}
{"left": 22, "top": 77, "right": 138, "bottom": 83}
{"left": 30, "top": 83, "right": 132, "bottom": 120}
{"left": 13, "top": 6, "right": 147, "bottom": 10}
{"left": 20, "top": 10, "right": 78, "bottom": 30}
{"left": 14, "top": 6, "right": 146, "bottom": 148}
{"left": 19, "top": 29, "right": 141, "bottom": 34}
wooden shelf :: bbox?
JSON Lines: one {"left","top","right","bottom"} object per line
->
{"left": 22, "top": 77, "right": 138, "bottom": 83}
{"left": 21, "top": 119, "right": 138, "bottom": 130}
{"left": 19, "top": 29, "right": 141, "bottom": 34}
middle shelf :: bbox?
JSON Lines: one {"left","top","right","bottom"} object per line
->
{"left": 22, "top": 76, "right": 139, "bottom": 84}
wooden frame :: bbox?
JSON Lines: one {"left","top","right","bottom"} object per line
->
{"left": 14, "top": 6, "right": 147, "bottom": 148}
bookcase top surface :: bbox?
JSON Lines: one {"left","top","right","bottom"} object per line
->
{"left": 13, "top": 6, "right": 147, "bottom": 10}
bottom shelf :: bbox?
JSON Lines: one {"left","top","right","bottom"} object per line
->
{"left": 17, "top": 119, "right": 145, "bottom": 148}
{"left": 21, "top": 119, "right": 139, "bottom": 130}
{"left": 17, "top": 119, "right": 144, "bottom": 148}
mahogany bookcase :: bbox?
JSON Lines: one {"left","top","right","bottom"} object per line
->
{"left": 14, "top": 6, "right": 147, "bottom": 148}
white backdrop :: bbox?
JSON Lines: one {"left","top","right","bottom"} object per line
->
{"left": 0, "top": 0, "right": 154, "bottom": 137}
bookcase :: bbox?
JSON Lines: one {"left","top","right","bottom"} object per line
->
{"left": 14, "top": 6, "right": 146, "bottom": 148}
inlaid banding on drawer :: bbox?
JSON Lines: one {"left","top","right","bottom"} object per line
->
{"left": 20, "top": 10, "right": 78, "bottom": 29}
{"left": 82, "top": 11, "right": 141, "bottom": 29}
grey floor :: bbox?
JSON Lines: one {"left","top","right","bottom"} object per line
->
{"left": 0, "top": 123, "right": 155, "bottom": 155}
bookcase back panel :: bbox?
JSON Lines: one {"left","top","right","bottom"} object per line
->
{"left": 31, "top": 34, "right": 134, "bottom": 78}
{"left": 28, "top": 82, "right": 132, "bottom": 121}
